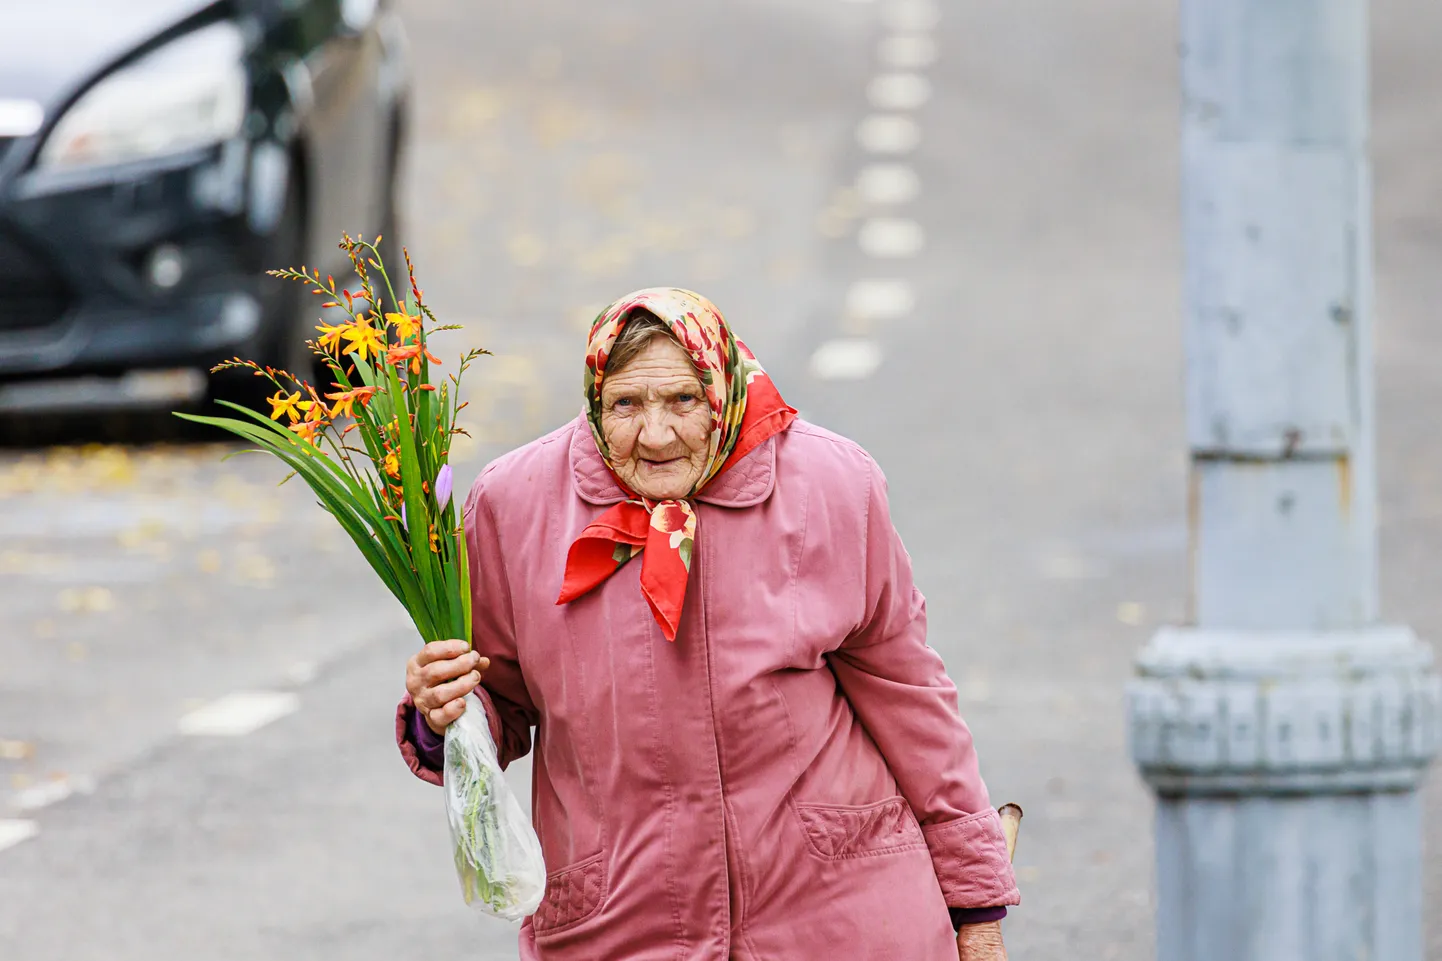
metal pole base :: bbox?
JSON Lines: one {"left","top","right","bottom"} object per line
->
{"left": 1129, "top": 626, "right": 1441, "bottom": 961}
{"left": 1157, "top": 791, "right": 1420, "bottom": 960}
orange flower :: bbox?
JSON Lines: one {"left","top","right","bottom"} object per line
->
{"left": 288, "top": 416, "right": 323, "bottom": 444}
{"left": 383, "top": 450, "right": 401, "bottom": 479}
{"left": 385, "top": 343, "right": 442, "bottom": 375}
{"left": 384, "top": 311, "right": 423, "bottom": 342}
{"left": 324, "top": 385, "right": 379, "bottom": 418}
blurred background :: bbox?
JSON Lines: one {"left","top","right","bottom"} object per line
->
{"left": 0, "top": 0, "right": 1439, "bottom": 957}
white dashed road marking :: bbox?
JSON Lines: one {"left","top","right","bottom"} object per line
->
{"left": 855, "top": 115, "right": 920, "bottom": 154}
{"left": 846, "top": 279, "right": 916, "bottom": 322}
{"left": 858, "top": 218, "right": 925, "bottom": 258}
{"left": 13, "top": 775, "right": 94, "bottom": 812}
{"left": 285, "top": 660, "right": 319, "bottom": 685}
{"left": 867, "top": 73, "right": 932, "bottom": 111}
{"left": 0, "top": 819, "right": 38, "bottom": 853}
{"left": 879, "top": 34, "right": 937, "bottom": 69}
{"left": 818, "top": 0, "right": 940, "bottom": 378}
{"left": 179, "top": 690, "right": 300, "bottom": 737}
{"left": 13, "top": 782, "right": 72, "bottom": 812}
{"left": 856, "top": 163, "right": 921, "bottom": 205}
{"left": 810, "top": 339, "right": 884, "bottom": 381}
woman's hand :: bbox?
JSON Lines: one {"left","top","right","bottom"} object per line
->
{"left": 406, "top": 639, "right": 489, "bottom": 737}
{"left": 956, "top": 921, "right": 1007, "bottom": 961}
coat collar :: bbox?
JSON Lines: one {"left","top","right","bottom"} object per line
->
{"left": 568, "top": 413, "right": 777, "bottom": 508}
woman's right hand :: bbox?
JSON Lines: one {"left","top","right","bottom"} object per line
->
{"left": 407, "top": 640, "right": 490, "bottom": 736}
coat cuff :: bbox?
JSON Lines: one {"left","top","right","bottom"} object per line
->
{"left": 412, "top": 705, "right": 447, "bottom": 766}
{"left": 950, "top": 906, "right": 1008, "bottom": 929}
{"left": 924, "top": 809, "right": 1021, "bottom": 908}
{"left": 395, "top": 694, "right": 443, "bottom": 786}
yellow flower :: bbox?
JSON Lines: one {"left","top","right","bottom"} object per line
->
{"left": 340, "top": 321, "right": 385, "bottom": 361}
{"left": 383, "top": 450, "right": 401, "bottom": 479}
{"left": 384, "top": 311, "right": 423, "bottom": 342}
{"left": 285, "top": 394, "right": 329, "bottom": 445}
{"left": 267, "top": 390, "right": 303, "bottom": 423}
{"left": 315, "top": 320, "right": 347, "bottom": 353}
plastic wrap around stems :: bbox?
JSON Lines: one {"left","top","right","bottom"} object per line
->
{"left": 443, "top": 691, "right": 546, "bottom": 919}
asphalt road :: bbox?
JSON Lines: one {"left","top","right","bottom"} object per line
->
{"left": 3, "top": 0, "right": 1442, "bottom": 958}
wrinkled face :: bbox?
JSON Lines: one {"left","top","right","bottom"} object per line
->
{"left": 600, "top": 334, "right": 713, "bottom": 500}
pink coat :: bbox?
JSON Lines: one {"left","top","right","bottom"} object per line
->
{"left": 396, "top": 415, "right": 1019, "bottom": 960}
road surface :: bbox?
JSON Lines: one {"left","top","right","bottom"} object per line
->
{"left": 3, "top": 0, "right": 1441, "bottom": 957}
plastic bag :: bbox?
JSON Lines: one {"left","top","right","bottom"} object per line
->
{"left": 443, "top": 691, "right": 547, "bottom": 919}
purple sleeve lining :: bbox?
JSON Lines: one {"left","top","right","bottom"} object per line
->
{"left": 950, "top": 906, "right": 1008, "bottom": 929}
{"left": 409, "top": 705, "right": 447, "bottom": 771}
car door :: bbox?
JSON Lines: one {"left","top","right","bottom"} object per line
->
{"left": 263, "top": 0, "right": 386, "bottom": 277}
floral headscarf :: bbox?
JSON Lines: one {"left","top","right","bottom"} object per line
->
{"left": 556, "top": 287, "right": 796, "bottom": 640}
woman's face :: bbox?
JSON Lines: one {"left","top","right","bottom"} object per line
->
{"left": 600, "top": 334, "right": 713, "bottom": 500}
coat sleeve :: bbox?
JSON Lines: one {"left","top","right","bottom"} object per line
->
{"left": 395, "top": 478, "right": 539, "bottom": 785}
{"left": 826, "top": 459, "right": 1020, "bottom": 910}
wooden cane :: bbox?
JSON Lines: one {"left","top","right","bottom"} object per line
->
{"left": 998, "top": 803, "right": 1023, "bottom": 862}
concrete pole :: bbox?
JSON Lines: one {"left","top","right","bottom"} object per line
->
{"left": 1128, "top": 2, "right": 1442, "bottom": 959}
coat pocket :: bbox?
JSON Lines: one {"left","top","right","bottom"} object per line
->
{"left": 794, "top": 795, "right": 927, "bottom": 861}
{"left": 531, "top": 853, "right": 607, "bottom": 937}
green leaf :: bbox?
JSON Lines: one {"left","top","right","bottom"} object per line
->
{"left": 175, "top": 410, "right": 440, "bottom": 637}
{"left": 386, "top": 362, "right": 442, "bottom": 620}
{"left": 455, "top": 503, "right": 472, "bottom": 642}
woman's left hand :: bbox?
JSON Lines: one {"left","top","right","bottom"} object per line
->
{"left": 956, "top": 921, "right": 1007, "bottom": 961}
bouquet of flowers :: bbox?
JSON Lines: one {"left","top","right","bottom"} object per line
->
{"left": 177, "top": 234, "right": 545, "bottom": 920}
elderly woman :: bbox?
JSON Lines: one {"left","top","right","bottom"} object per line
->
{"left": 396, "top": 288, "right": 1018, "bottom": 960}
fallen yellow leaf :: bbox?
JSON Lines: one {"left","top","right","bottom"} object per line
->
{"left": 531, "top": 99, "right": 588, "bottom": 149}
{"left": 0, "top": 740, "right": 34, "bottom": 761}
{"left": 718, "top": 206, "right": 756, "bottom": 239}
{"left": 577, "top": 236, "right": 634, "bottom": 276}
{"left": 117, "top": 518, "right": 167, "bottom": 549}
{"left": 59, "top": 586, "right": 114, "bottom": 613}
{"left": 236, "top": 555, "right": 276, "bottom": 584}
{"left": 815, "top": 207, "right": 851, "bottom": 239}
{"left": 447, "top": 86, "right": 505, "bottom": 135}
{"left": 1116, "top": 602, "right": 1146, "bottom": 626}
{"left": 507, "top": 232, "right": 546, "bottom": 268}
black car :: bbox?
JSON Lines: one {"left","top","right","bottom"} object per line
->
{"left": 0, "top": 0, "right": 409, "bottom": 413}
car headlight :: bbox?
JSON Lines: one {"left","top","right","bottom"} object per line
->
{"left": 38, "top": 21, "right": 247, "bottom": 171}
